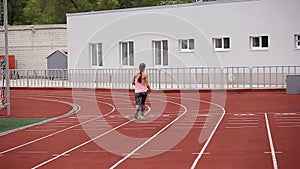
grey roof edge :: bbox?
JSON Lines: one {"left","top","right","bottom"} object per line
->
{"left": 66, "top": 0, "right": 260, "bottom": 17}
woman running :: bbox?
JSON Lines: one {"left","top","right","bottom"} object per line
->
{"left": 132, "top": 63, "right": 151, "bottom": 120}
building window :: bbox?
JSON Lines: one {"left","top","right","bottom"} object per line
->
{"left": 153, "top": 40, "right": 168, "bottom": 66}
{"left": 250, "top": 35, "right": 269, "bottom": 50}
{"left": 179, "top": 39, "right": 194, "bottom": 52}
{"left": 295, "top": 34, "right": 300, "bottom": 49}
{"left": 120, "top": 41, "right": 134, "bottom": 66}
{"left": 213, "top": 37, "right": 230, "bottom": 51}
{"left": 90, "top": 43, "right": 102, "bottom": 67}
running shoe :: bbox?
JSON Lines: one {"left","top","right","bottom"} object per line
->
{"left": 134, "top": 113, "right": 138, "bottom": 119}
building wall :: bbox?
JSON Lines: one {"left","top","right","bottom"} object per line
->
{"left": 67, "top": 0, "right": 300, "bottom": 69}
{"left": 0, "top": 24, "right": 67, "bottom": 69}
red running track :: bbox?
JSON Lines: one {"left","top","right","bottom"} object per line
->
{"left": 0, "top": 88, "right": 299, "bottom": 169}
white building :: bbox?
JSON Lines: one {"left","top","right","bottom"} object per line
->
{"left": 67, "top": 0, "right": 300, "bottom": 69}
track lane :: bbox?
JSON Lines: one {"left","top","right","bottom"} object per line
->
{"left": 1, "top": 89, "right": 299, "bottom": 169}
{"left": 0, "top": 90, "right": 122, "bottom": 169}
{"left": 112, "top": 95, "right": 225, "bottom": 169}
{"left": 267, "top": 112, "right": 300, "bottom": 169}
{"left": 32, "top": 92, "right": 225, "bottom": 169}
{"left": 192, "top": 113, "right": 274, "bottom": 169}
{"left": 30, "top": 94, "right": 185, "bottom": 169}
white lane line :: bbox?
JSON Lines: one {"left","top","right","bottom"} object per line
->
{"left": 274, "top": 117, "right": 300, "bottom": 119}
{"left": 80, "top": 124, "right": 119, "bottom": 126}
{"left": 121, "top": 153, "right": 140, "bottom": 156}
{"left": 277, "top": 125, "right": 300, "bottom": 128}
{"left": 54, "top": 122, "right": 74, "bottom": 125}
{"left": 264, "top": 113, "right": 279, "bottom": 169}
{"left": 52, "top": 154, "right": 70, "bottom": 157}
{"left": 109, "top": 102, "right": 187, "bottom": 169}
{"left": 174, "top": 126, "right": 207, "bottom": 129}
{"left": 31, "top": 105, "right": 151, "bottom": 169}
{"left": 233, "top": 113, "right": 256, "bottom": 116}
{"left": 25, "top": 129, "right": 56, "bottom": 132}
{"left": 150, "top": 149, "right": 182, "bottom": 152}
{"left": 274, "top": 113, "right": 297, "bottom": 116}
{"left": 123, "top": 127, "right": 156, "bottom": 130}
{"left": 225, "top": 126, "right": 258, "bottom": 129}
{"left": 181, "top": 121, "right": 211, "bottom": 123}
{"left": 36, "top": 126, "right": 66, "bottom": 128}
{"left": 228, "top": 120, "right": 258, "bottom": 122}
{"left": 193, "top": 114, "right": 209, "bottom": 117}
{"left": 82, "top": 150, "right": 108, "bottom": 153}
{"left": 18, "top": 151, "right": 48, "bottom": 154}
{"left": 72, "top": 128, "right": 106, "bottom": 131}
{"left": 264, "top": 151, "right": 283, "bottom": 154}
{"left": 227, "top": 122, "right": 258, "bottom": 125}
{"left": 192, "top": 152, "right": 210, "bottom": 155}
{"left": 229, "top": 118, "right": 258, "bottom": 121}
{"left": 276, "top": 122, "right": 300, "bottom": 124}
{"left": 56, "top": 119, "right": 78, "bottom": 122}
{"left": 177, "top": 123, "right": 205, "bottom": 126}
{"left": 190, "top": 112, "right": 225, "bottom": 169}
{"left": 0, "top": 99, "right": 114, "bottom": 155}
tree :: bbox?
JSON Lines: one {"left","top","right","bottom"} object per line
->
{"left": 96, "top": 0, "right": 119, "bottom": 10}
{"left": 22, "top": 0, "right": 44, "bottom": 24}
{"left": 7, "top": 0, "right": 27, "bottom": 25}
{"left": 68, "top": 0, "right": 93, "bottom": 12}
{"left": 118, "top": 0, "right": 133, "bottom": 9}
{"left": 4, "top": 0, "right": 217, "bottom": 25}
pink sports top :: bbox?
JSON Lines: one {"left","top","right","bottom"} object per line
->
{"left": 134, "top": 77, "right": 148, "bottom": 93}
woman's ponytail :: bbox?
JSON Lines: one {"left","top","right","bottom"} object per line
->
{"left": 138, "top": 71, "right": 142, "bottom": 83}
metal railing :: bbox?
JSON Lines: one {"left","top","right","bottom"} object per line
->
{"left": 251, "top": 66, "right": 300, "bottom": 88}
{"left": 223, "top": 67, "right": 251, "bottom": 89}
{"left": 2, "top": 66, "right": 300, "bottom": 89}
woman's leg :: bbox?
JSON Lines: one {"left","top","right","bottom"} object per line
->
{"left": 140, "top": 92, "right": 148, "bottom": 117}
{"left": 134, "top": 93, "right": 141, "bottom": 119}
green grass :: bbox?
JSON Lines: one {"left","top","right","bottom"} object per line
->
{"left": 0, "top": 118, "right": 47, "bottom": 133}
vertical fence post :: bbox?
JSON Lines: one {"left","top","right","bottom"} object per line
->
{"left": 221, "top": 67, "right": 224, "bottom": 89}
{"left": 189, "top": 67, "right": 192, "bottom": 89}
{"left": 250, "top": 67, "right": 253, "bottom": 88}
{"left": 158, "top": 69, "right": 161, "bottom": 90}
{"left": 96, "top": 69, "right": 98, "bottom": 89}
{"left": 26, "top": 70, "right": 29, "bottom": 87}
{"left": 128, "top": 69, "right": 131, "bottom": 89}
{"left": 61, "top": 69, "right": 64, "bottom": 88}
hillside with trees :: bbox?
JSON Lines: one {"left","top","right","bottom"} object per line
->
{"left": 1, "top": 0, "right": 215, "bottom": 25}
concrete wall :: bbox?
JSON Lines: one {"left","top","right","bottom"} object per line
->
{"left": 67, "top": 0, "right": 300, "bottom": 69}
{"left": 0, "top": 24, "right": 67, "bottom": 69}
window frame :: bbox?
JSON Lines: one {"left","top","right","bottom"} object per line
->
{"left": 250, "top": 35, "right": 269, "bottom": 50}
{"left": 89, "top": 42, "right": 103, "bottom": 67}
{"left": 153, "top": 40, "right": 168, "bottom": 67}
{"left": 213, "top": 37, "right": 231, "bottom": 51}
{"left": 295, "top": 34, "right": 300, "bottom": 49}
{"left": 120, "top": 41, "right": 134, "bottom": 67}
{"left": 179, "top": 39, "right": 195, "bottom": 52}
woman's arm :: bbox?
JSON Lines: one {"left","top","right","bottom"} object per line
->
{"left": 132, "top": 74, "right": 136, "bottom": 85}
{"left": 144, "top": 74, "right": 151, "bottom": 92}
